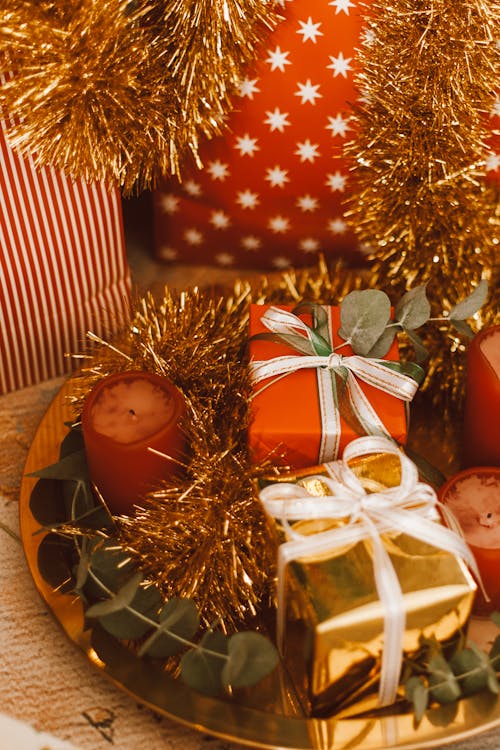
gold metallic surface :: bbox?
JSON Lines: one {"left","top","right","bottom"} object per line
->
{"left": 19, "top": 379, "right": 500, "bottom": 750}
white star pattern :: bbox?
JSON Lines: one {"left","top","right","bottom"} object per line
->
{"left": 327, "top": 217, "right": 347, "bottom": 234}
{"left": 297, "top": 17, "right": 324, "bottom": 43}
{"left": 241, "top": 235, "right": 262, "bottom": 250}
{"left": 486, "top": 152, "right": 500, "bottom": 172}
{"left": 268, "top": 215, "right": 291, "bottom": 233}
{"left": 295, "top": 79, "right": 323, "bottom": 105}
{"left": 151, "top": 0, "right": 401, "bottom": 268}
{"left": 265, "top": 165, "right": 290, "bottom": 188}
{"left": 183, "top": 180, "right": 202, "bottom": 197}
{"left": 206, "top": 160, "right": 230, "bottom": 181}
{"left": 295, "top": 140, "right": 321, "bottom": 163}
{"left": 215, "top": 252, "right": 235, "bottom": 266}
{"left": 235, "top": 134, "right": 260, "bottom": 156}
{"left": 325, "top": 114, "right": 351, "bottom": 137}
{"left": 327, "top": 52, "right": 353, "bottom": 78}
{"left": 238, "top": 77, "right": 260, "bottom": 99}
{"left": 184, "top": 228, "right": 204, "bottom": 245}
{"left": 325, "top": 171, "right": 347, "bottom": 191}
{"left": 299, "top": 237, "right": 321, "bottom": 252}
{"left": 158, "top": 245, "right": 178, "bottom": 261}
{"left": 329, "top": 0, "right": 355, "bottom": 13}
{"left": 160, "top": 193, "right": 180, "bottom": 214}
{"left": 264, "top": 108, "right": 291, "bottom": 132}
{"left": 236, "top": 189, "right": 260, "bottom": 209}
{"left": 265, "top": 46, "right": 292, "bottom": 72}
{"left": 210, "top": 210, "right": 231, "bottom": 229}
{"left": 296, "top": 194, "right": 319, "bottom": 212}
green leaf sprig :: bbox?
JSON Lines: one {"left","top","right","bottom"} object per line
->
{"left": 404, "top": 615, "right": 500, "bottom": 726}
{"left": 29, "top": 427, "right": 279, "bottom": 697}
{"left": 338, "top": 280, "right": 488, "bottom": 361}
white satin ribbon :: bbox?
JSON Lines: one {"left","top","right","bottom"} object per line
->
{"left": 250, "top": 307, "right": 419, "bottom": 461}
{"left": 259, "top": 435, "right": 480, "bottom": 707}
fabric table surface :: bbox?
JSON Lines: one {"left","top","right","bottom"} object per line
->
{"left": 1, "top": 248, "right": 500, "bottom": 750}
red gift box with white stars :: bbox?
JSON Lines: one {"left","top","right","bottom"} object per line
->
{"left": 152, "top": 0, "right": 500, "bottom": 271}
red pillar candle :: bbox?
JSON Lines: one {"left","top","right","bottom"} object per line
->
{"left": 463, "top": 324, "right": 500, "bottom": 468}
{"left": 81, "top": 370, "right": 186, "bottom": 515}
{"left": 440, "top": 467, "right": 500, "bottom": 615}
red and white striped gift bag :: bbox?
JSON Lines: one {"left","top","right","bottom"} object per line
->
{"left": 0, "top": 119, "right": 131, "bottom": 394}
{"left": 152, "top": 0, "right": 500, "bottom": 270}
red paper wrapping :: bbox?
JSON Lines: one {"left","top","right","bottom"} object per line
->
{"left": 151, "top": 0, "right": 500, "bottom": 270}
{"left": 0, "top": 117, "right": 131, "bottom": 394}
{"left": 248, "top": 304, "right": 407, "bottom": 467}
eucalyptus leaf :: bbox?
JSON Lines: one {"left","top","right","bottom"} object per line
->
{"left": 395, "top": 285, "right": 431, "bottom": 330}
{"left": 87, "top": 540, "right": 136, "bottom": 593}
{"left": 86, "top": 571, "right": 143, "bottom": 618}
{"left": 404, "top": 328, "right": 429, "bottom": 363}
{"left": 96, "top": 582, "right": 163, "bottom": 640}
{"left": 427, "top": 654, "right": 461, "bottom": 704}
{"left": 450, "top": 646, "right": 495, "bottom": 696}
{"left": 28, "top": 449, "right": 89, "bottom": 483}
{"left": 222, "top": 632, "right": 279, "bottom": 688}
{"left": 37, "top": 533, "right": 76, "bottom": 593}
{"left": 448, "top": 279, "right": 488, "bottom": 320}
{"left": 491, "top": 611, "right": 500, "bottom": 630}
{"left": 365, "top": 327, "right": 398, "bottom": 358}
{"left": 139, "top": 598, "right": 200, "bottom": 659}
{"left": 450, "top": 319, "right": 476, "bottom": 339}
{"left": 29, "top": 478, "right": 67, "bottom": 526}
{"left": 59, "top": 426, "right": 84, "bottom": 458}
{"left": 426, "top": 701, "right": 458, "bottom": 727}
{"left": 489, "top": 635, "right": 500, "bottom": 667}
{"left": 405, "top": 676, "right": 428, "bottom": 724}
{"left": 339, "top": 290, "right": 391, "bottom": 356}
{"left": 180, "top": 630, "right": 228, "bottom": 696}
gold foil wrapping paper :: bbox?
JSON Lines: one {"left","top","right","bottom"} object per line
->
{"left": 263, "top": 453, "right": 477, "bottom": 717}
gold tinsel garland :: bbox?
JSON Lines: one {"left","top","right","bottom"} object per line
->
{"left": 0, "top": 0, "right": 280, "bottom": 192}
{"left": 74, "top": 260, "right": 363, "bottom": 630}
{"left": 344, "top": 0, "right": 500, "bottom": 415}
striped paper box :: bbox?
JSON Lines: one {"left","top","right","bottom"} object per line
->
{"left": 0, "top": 116, "right": 131, "bottom": 395}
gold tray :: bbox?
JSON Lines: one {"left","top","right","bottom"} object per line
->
{"left": 19, "top": 379, "right": 500, "bottom": 750}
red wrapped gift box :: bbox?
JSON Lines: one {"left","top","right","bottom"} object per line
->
{"left": 248, "top": 304, "right": 411, "bottom": 468}
{"left": 0, "top": 117, "right": 131, "bottom": 394}
{"left": 152, "top": 0, "right": 500, "bottom": 270}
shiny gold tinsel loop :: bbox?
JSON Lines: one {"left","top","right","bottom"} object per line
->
{"left": 73, "top": 260, "right": 361, "bottom": 629}
{"left": 344, "top": 0, "right": 500, "bottom": 415}
{"left": 0, "top": 0, "right": 280, "bottom": 192}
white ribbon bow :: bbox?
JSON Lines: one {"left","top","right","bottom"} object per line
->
{"left": 250, "top": 307, "right": 419, "bottom": 461}
{"left": 259, "top": 435, "right": 480, "bottom": 707}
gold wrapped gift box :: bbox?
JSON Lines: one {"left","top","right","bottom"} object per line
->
{"left": 263, "top": 452, "right": 477, "bottom": 717}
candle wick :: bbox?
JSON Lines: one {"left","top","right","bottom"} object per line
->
{"left": 479, "top": 511, "right": 496, "bottom": 529}
{"left": 129, "top": 409, "right": 136, "bottom": 416}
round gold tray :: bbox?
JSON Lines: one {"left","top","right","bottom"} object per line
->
{"left": 19, "top": 379, "right": 500, "bottom": 750}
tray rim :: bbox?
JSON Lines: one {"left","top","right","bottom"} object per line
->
{"left": 19, "top": 376, "right": 500, "bottom": 750}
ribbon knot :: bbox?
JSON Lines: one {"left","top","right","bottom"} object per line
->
{"left": 259, "top": 435, "right": 480, "bottom": 708}
{"left": 326, "top": 352, "right": 343, "bottom": 369}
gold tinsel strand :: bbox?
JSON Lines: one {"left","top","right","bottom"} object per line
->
{"left": 73, "top": 260, "right": 361, "bottom": 629}
{"left": 344, "top": 0, "right": 500, "bottom": 416}
{"left": 0, "top": 0, "right": 280, "bottom": 192}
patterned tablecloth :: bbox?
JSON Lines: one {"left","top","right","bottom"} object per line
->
{"left": 1, "top": 240, "right": 499, "bottom": 750}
